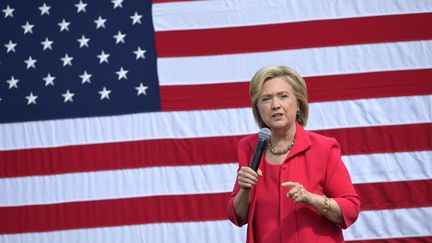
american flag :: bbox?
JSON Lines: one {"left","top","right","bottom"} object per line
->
{"left": 1, "top": 0, "right": 431, "bottom": 242}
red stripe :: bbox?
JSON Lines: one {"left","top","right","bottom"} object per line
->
{"left": 0, "top": 136, "right": 241, "bottom": 178}
{"left": 1, "top": 180, "right": 431, "bottom": 234}
{"left": 316, "top": 123, "right": 432, "bottom": 156}
{"left": 160, "top": 69, "right": 432, "bottom": 111}
{"left": 1, "top": 123, "right": 431, "bottom": 178}
{"left": 155, "top": 13, "right": 432, "bottom": 57}
{"left": 152, "top": 0, "right": 194, "bottom": 3}
{"left": 0, "top": 193, "right": 231, "bottom": 234}
{"left": 356, "top": 180, "right": 432, "bottom": 211}
{"left": 347, "top": 236, "right": 432, "bottom": 243}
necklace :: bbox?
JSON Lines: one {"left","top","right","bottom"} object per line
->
{"left": 268, "top": 136, "right": 295, "bottom": 155}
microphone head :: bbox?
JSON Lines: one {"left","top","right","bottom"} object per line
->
{"left": 258, "top": 127, "right": 271, "bottom": 141}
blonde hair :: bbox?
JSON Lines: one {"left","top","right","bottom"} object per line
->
{"left": 250, "top": 65, "right": 309, "bottom": 128}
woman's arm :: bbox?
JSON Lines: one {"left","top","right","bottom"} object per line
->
{"left": 281, "top": 182, "right": 344, "bottom": 225}
{"left": 233, "top": 166, "right": 261, "bottom": 223}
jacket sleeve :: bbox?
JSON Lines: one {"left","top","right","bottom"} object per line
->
{"left": 324, "top": 138, "right": 361, "bottom": 229}
{"left": 226, "top": 136, "right": 253, "bottom": 227}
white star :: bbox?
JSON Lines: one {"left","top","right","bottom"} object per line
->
{"left": 6, "top": 76, "right": 19, "bottom": 89}
{"left": 60, "top": 53, "right": 73, "bottom": 66}
{"left": 38, "top": 2, "right": 51, "bottom": 16}
{"left": 111, "top": 0, "right": 124, "bottom": 9}
{"left": 115, "top": 67, "right": 128, "bottom": 80}
{"left": 98, "top": 87, "right": 111, "bottom": 100}
{"left": 97, "top": 50, "right": 110, "bottom": 64}
{"left": 62, "top": 90, "right": 75, "bottom": 103}
{"left": 130, "top": 11, "right": 142, "bottom": 25}
{"left": 79, "top": 70, "right": 92, "bottom": 84}
{"left": 113, "top": 31, "right": 126, "bottom": 44}
{"left": 135, "top": 83, "right": 148, "bottom": 96}
{"left": 75, "top": 0, "right": 88, "bottom": 13}
{"left": 58, "top": 19, "right": 71, "bottom": 32}
{"left": 24, "top": 56, "right": 37, "bottom": 69}
{"left": 2, "top": 5, "right": 14, "bottom": 18}
{"left": 77, "top": 35, "right": 90, "bottom": 48}
{"left": 133, "top": 46, "right": 146, "bottom": 60}
{"left": 94, "top": 16, "right": 107, "bottom": 29}
{"left": 25, "top": 92, "right": 38, "bottom": 105}
{"left": 41, "top": 37, "right": 53, "bottom": 50}
{"left": 22, "top": 21, "right": 34, "bottom": 34}
{"left": 43, "top": 73, "right": 55, "bottom": 86}
{"left": 4, "top": 40, "right": 17, "bottom": 53}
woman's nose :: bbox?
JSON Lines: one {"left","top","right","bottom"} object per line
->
{"left": 271, "top": 99, "right": 281, "bottom": 109}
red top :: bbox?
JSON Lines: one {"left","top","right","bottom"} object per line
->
{"left": 254, "top": 162, "right": 281, "bottom": 242}
{"left": 227, "top": 123, "right": 360, "bottom": 243}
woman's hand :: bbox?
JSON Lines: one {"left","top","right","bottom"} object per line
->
{"left": 237, "top": 166, "right": 262, "bottom": 189}
{"left": 281, "top": 181, "right": 344, "bottom": 225}
{"left": 233, "top": 167, "right": 262, "bottom": 223}
{"left": 281, "top": 181, "right": 313, "bottom": 204}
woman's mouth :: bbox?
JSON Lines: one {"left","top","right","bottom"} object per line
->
{"left": 272, "top": 113, "right": 284, "bottom": 118}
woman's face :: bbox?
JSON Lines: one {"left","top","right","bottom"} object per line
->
{"left": 257, "top": 77, "right": 298, "bottom": 130}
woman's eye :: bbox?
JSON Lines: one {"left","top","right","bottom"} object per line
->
{"left": 261, "top": 96, "right": 271, "bottom": 101}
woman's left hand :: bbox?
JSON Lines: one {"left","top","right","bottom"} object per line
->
{"left": 282, "top": 181, "right": 345, "bottom": 225}
{"left": 281, "top": 181, "right": 312, "bottom": 204}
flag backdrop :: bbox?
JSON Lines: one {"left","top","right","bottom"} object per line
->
{"left": 1, "top": 0, "right": 432, "bottom": 242}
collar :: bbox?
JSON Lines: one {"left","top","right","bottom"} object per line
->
{"left": 247, "top": 123, "right": 311, "bottom": 160}
{"left": 285, "top": 122, "right": 311, "bottom": 160}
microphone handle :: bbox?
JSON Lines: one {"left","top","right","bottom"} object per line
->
{"left": 249, "top": 139, "right": 268, "bottom": 171}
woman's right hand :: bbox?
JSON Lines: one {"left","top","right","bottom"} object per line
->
{"left": 237, "top": 166, "right": 262, "bottom": 189}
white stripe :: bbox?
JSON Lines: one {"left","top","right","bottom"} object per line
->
{"left": 0, "top": 163, "right": 238, "bottom": 206}
{"left": 157, "top": 40, "right": 432, "bottom": 85}
{"left": 344, "top": 151, "right": 432, "bottom": 184}
{"left": 1, "top": 208, "right": 431, "bottom": 242}
{"left": 1, "top": 95, "right": 431, "bottom": 150}
{"left": 344, "top": 207, "right": 432, "bottom": 240}
{"left": 0, "top": 220, "right": 247, "bottom": 243}
{"left": 308, "top": 95, "right": 432, "bottom": 130}
{"left": 153, "top": 0, "right": 432, "bottom": 31}
{"left": 1, "top": 151, "right": 431, "bottom": 206}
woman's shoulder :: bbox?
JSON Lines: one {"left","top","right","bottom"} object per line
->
{"left": 238, "top": 133, "right": 259, "bottom": 148}
{"left": 304, "top": 129, "right": 339, "bottom": 146}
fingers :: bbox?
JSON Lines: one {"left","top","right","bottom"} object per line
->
{"left": 237, "top": 166, "right": 260, "bottom": 189}
{"left": 257, "top": 169, "right": 263, "bottom": 177}
{"left": 281, "top": 181, "right": 296, "bottom": 188}
{"left": 282, "top": 181, "right": 309, "bottom": 204}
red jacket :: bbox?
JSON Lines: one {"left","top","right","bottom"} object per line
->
{"left": 227, "top": 123, "right": 360, "bottom": 243}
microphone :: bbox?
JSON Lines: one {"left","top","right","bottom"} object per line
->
{"left": 249, "top": 127, "right": 272, "bottom": 171}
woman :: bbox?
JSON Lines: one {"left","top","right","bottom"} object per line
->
{"left": 227, "top": 66, "right": 360, "bottom": 242}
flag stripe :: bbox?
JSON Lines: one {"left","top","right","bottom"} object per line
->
{"left": 155, "top": 13, "right": 432, "bottom": 57}
{"left": 0, "top": 220, "right": 247, "bottom": 243}
{"left": 0, "top": 193, "right": 231, "bottom": 234}
{"left": 157, "top": 40, "right": 432, "bottom": 86}
{"left": 356, "top": 180, "right": 432, "bottom": 211}
{"left": 1, "top": 182, "right": 431, "bottom": 234}
{"left": 160, "top": 69, "right": 432, "bottom": 111}
{"left": 317, "top": 123, "right": 432, "bottom": 156}
{"left": 152, "top": 0, "right": 432, "bottom": 31}
{"left": 1, "top": 123, "right": 431, "bottom": 178}
{"left": 1, "top": 217, "right": 431, "bottom": 243}
{"left": 0, "top": 163, "right": 237, "bottom": 206}
{"left": 343, "top": 207, "right": 432, "bottom": 241}
{"left": 1, "top": 95, "right": 431, "bottom": 150}
{"left": 344, "top": 151, "right": 432, "bottom": 184}
{"left": 2, "top": 151, "right": 431, "bottom": 206}
{"left": 153, "top": 0, "right": 193, "bottom": 4}
{"left": 347, "top": 236, "right": 432, "bottom": 243}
